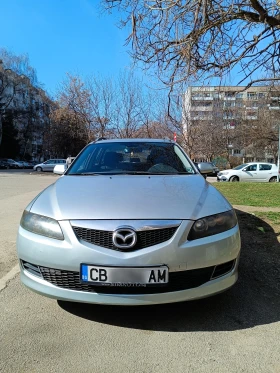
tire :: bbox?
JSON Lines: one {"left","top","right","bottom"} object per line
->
{"left": 36, "top": 167, "right": 43, "bottom": 172}
{"left": 229, "top": 176, "right": 239, "bottom": 182}
{"left": 269, "top": 176, "right": 277, "bottom": 182}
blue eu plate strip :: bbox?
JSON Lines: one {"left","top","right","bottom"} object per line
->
{"left": 81, "top": 265, "right": 88, "bottom": 281}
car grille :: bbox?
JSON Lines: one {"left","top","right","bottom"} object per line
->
{"left": 72, "top": 226, "right": 178, "bottom": 251}
{"left": 39, "top": 265, "right": 215, "bottom": 294}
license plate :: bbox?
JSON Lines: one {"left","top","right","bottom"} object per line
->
{"left": 80, "top": 264, "right": 169, "bottom": 286}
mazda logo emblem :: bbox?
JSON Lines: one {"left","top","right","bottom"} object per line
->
{"left": 112, "top": 227, "right": 137, "bottom": 249}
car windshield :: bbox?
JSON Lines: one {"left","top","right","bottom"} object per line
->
{"left": 233, "top": 163, "right": 248, "bottom": 170}
{"left": 67, "top": 141, "right": 196, "bottom": 176}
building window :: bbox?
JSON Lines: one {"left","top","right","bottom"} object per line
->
{"left": 236, "top": 93, "right": 243, "bottom": 99}
{"left": 233, "top": 149, "right": 241, "bottom": 154}
{"left": 247, "top": 92, "right": 258, "bottom": 100}
{"left": 225, "top": 92, "right": 235, "bottom": 98}
{"left": 224, "top": 102, "right": 235, "bottom": 107}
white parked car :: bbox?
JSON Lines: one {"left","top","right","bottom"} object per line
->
{"left": 33, "top": 159, "right": 66, "bottom": 172}
{"left": 217, "top": 162, "right": 279, "bottom": 182}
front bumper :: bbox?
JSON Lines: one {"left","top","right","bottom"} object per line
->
{"left": 20, "top": 264, "right": 238, "bottom": 305}
{"left": 217, "top": 174, "right": 230, "bottom": 182}
{"left": 17, "top": 220, "right": 241, "bottom": 305}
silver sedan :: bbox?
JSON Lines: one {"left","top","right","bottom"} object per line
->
{"left": 17, "top": 139, "right": 241, "bottom": 305}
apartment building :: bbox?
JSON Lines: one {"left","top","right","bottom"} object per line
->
{"left": 0, "top": 60, "right": 51, "bottom": 160}
{"left": 183, "top": 86, "right": 280, "bottom": 162}
{"left": 184, "top": 86, "right": 280, "bottom": 121}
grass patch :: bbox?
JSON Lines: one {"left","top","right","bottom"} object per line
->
{"left": 253, "top": 212, "right": 280, "bottom": 225}
{"left": 214, "top": 183, "right": 280, "bottom": 207}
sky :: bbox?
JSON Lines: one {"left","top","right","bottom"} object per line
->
{"left": 0, "top": 0, "right": 133, "bottom": 96}
{"left": 0, "top": 0, "right": 268, "bottom": 99}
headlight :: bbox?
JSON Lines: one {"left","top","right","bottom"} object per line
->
{"left": 20, "top": 211, "right": 64, "bottom": 240}
{"left": 218, "top": 171, "right": 228, "bottom": 176}
{"left": 188, "top": 210, "right": 237, "bottom": 240}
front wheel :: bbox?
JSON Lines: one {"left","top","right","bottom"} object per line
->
{"left": 36, "top": 167, "right": 43, "bottom": 172}
{"left": 229, "top": 176, "right": 239, "bottom": 182}
{"left": 269, "top": 176, "right": 277, "bottom": 182}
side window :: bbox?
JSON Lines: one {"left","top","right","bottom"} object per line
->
{"left": 246, "top": 164, "right": 257, "bottom": 171}
{"left": 259, "top": 164, "right": 271, "bottom": 171}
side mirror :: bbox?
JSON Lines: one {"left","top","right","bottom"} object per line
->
{"left": 242, "top": 168, "right": 248, "bottom": 172}
{"left": 197, "top": 162, "right": 214, "bottom": 175}
{"left": 53, "top": 164, "right": 66, "bottom": 175}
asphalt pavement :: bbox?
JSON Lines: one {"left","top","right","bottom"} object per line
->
{"left": 0, "top": 170, "right": 279, "bottom": 373}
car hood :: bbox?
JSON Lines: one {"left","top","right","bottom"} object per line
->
{"left": 219, "top": 169, "right": 234, "bottom": 173}
{"left": 29, "top": 175, "right": 232, "bottom": 220}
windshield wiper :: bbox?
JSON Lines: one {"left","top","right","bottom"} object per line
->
{"left": 68, "top": 171, "right": 194, "bottom": 176}
{"left": 67, "top": 173, "right": 102, "bottom": 176}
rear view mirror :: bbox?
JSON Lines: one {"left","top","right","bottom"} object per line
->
{"left": 53, "top": 164, "right": 66, "bottom": 175}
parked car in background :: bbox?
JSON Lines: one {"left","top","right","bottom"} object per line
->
{"left": 0, "top": 160, "right": 10, "bottom": 169}
{"left": 194, "top": 162, "right": 219, "bottom": 177}
{"left": 17, "top": 161, "right": 34, "bottom": 169}
{"left": 18, "top": 138, "right": 241, "bottom": 306}
{"left": 26, "top": 161, "right": 34, "bottom": 168}
{"left": 29, "top": 161, "right": 39, "bottom": 166}
{"left": 217, "top": 162, "right": 279, "bottom": 182}
{"left": 0, "top": 159, "right": 21, "bottom": 168}
{"left": 33, "top": 159, "right": 66, "bottom": 172}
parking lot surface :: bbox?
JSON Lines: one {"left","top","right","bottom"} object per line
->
{"left": 0, "top": 170, "right": 57, "bottom": 278}
{"left": 0, "top": 171, "right": 279, "bottom": 373}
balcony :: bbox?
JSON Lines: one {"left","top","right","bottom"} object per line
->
{"left": 191, "top": 106, "right": 212, "bottom": 111}
{"left": 191, "top": 96, "right": 213, "bottom": 101}
{"left": 191, "top": 115, "right": 213, "bottom": 121}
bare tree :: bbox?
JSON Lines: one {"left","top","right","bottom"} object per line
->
{"left": 58, "top": 74, "right": 95, "bottom": 142}
{"left": 86, "top": 75, "right": 116, "bottom": 138}
{"left": 102, "top": 1, "right": 280, "bottom": 89}
{"left": 113, "top": 71, "right": 144, "bottom": 137}
{"left": 48, "top": 107, "right": 89, "bottom": 157}
{"left": 0, "top": 48, "right": 38, "bottom": 86}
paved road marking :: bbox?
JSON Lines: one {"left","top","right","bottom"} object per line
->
{"left": 0, "top": 264, "right": 20, "bottom": 292}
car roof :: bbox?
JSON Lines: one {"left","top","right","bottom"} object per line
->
{"left": 246, "top": 162, "right": 276, "bottom": 165}
{"left": 91, "top": 138, "right": 174, "bottom": 144}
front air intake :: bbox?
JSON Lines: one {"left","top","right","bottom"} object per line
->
{"left": 21, "top": 260, "right": 42, "bottom": 278}
{"left": 211, "top": 260, "right": 235, "bottom": 279}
